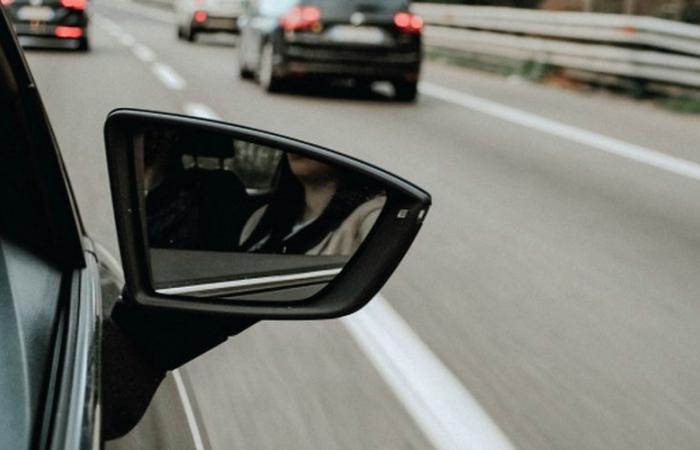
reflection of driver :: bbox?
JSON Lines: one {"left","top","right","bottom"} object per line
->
{"left": 239, "top": 154, "right": 385, "bottom": 256}
{"left": 143, "top": 130, "right": 250, "bottom": 251}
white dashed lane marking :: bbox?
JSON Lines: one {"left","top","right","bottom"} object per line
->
{"left": 151, "top": 62, "right": 186, "bottom": 91}
{"left": 117, "top": 33, "right": 135, "bottom": 47}
{"left": 183, "top": 103, "right": 222, "bottom": 120}
{"left": 132, "top": 43, "right": 156, "bottom": 62}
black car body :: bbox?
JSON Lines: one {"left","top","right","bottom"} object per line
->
{"left": 2, "top": 0, "right": 89, "bottom": 50}
{"left": 238, "top": 0, "right": 422, "bottom": 100}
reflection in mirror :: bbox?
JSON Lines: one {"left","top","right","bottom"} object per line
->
{"left": 134, "top": 124, "right": 387, "bottom": 299}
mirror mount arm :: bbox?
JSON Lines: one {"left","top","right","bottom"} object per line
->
{"left": 101, "top": 295, "right": 257, "bottom": 441}
{"left": 111, "top": 298, "right": 257, "bottom": 370}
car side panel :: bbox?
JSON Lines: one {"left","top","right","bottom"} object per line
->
{"left": 47, "top": 245, "right": 102, "bottom": 450}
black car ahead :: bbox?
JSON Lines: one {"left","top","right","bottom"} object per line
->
{"left": 238, "top": 0, "right": 423, "bottom": 101}
{"left": 1, "top": 0, "right": 89, "bottom": 50}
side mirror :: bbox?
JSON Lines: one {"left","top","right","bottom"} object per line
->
{"left": 104, "top": 109, "right": 430, "bottom": 320}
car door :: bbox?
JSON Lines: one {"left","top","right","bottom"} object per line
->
{"left": 0, "top": 8, "right": 102, "bottom": 450}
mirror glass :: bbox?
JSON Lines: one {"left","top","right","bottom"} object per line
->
{"left": 134, "top": 123, "right": 387, "bottom": 300}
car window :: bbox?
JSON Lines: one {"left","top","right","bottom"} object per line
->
{"left": 305, "top": 0, "right": 409, "bottom": 14}
{"left": 259, "top": 0, "right": 297, "bottom": 16}
{"left": 0, "top": 68, "right": 55, "bottom": 262}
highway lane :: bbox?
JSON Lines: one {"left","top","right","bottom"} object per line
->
{"left": 23, "top": 2, "right": 700, "bottom": 449}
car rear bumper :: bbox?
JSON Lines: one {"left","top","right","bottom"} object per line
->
{"left": 279, "top": 44, "right": 421, "bottom": 80}
{"left": 13, "top": 22, "right": 87, "bottom": 38}
{"left": 18, "top": 34, "right": 84, "bottom": 49}
{"left": 192, "top": 16, "right": 238, "bottom": 33}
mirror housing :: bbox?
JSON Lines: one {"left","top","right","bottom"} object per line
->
{"left": 105, "top": 109, "right": 430, "bottom": 320}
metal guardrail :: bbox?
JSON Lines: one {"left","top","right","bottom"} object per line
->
{"left": 413, "top": 4, "right": 700, "bottom": 88}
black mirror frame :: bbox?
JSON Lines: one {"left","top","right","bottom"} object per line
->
{"left": 104, "top": 109, "right": 430, "bottom": 320}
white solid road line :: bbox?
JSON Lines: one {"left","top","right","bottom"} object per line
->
{"left": 183, "top": 103, "right": 222, "bottom": 120}
{"left": 420, "top": 82, "right": 700, "bottom": 182}
{"left": 91, "top": 245, "right": 206, "bottom": 448}
{"left": 152, "top": 62, "right": 186, "bottom": 91}
{"left": 343, "top": 296, "right": 515, "bottom": 450}
{"left": 172, "top": 369, "right": 206, "bottom": 450}
{"left": 132, "top": 43, "right": 156, "bottom": 63}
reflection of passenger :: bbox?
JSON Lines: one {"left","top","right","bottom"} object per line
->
{"left": 239, "top": 154, "right": 386, "bottom": 256}
{"left": 144, "top": 130, "right": 249, "bottom": 251}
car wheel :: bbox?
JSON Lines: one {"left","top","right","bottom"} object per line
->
{"left": 182, "top": 25, "right": 196, "bottom": 43}
{"left": 239, "top": 56, "right": 254, "bottom": 80}
{"left": 393, "top": 80, "right": 418, "bottom": 102}
{"left": 257, "top": 42, "right": 284, "bottom": 93}
{"left": 239, "top": 65, "right": 255, "bottom": 80}
{"left": 77, "top": 36, "right": 89, "bottom": 52}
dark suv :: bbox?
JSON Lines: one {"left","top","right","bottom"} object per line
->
{"left": 238, "top": 0, "right": 422, "bottom": 101}
{"left": 1, "top": 0, "right": 89, "bottom": 50}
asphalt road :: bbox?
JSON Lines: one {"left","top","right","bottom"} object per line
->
{"left": 23, "top": 1, "right": 700, "bottom": 449}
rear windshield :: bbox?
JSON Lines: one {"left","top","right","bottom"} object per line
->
{"left": 307, "top": 0, "right": 409, "bottom": 14}
{"left": 259, "top": 0, "right": 297, "bottom": 16}
{"left": 259, "top": 0, "right": 409, "bottom": 17}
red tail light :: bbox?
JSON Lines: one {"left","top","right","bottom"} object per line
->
{"left": 394, "top": 12, "right": 423, "bottom": 34}
{"left": 281, "top": 5, "right": 321, "bottom": 31}
{"left": 1, "top": 0, "right": 15, "bottom": 6}
{"left": 55, "top": 26, "right": 83, "bottom": 38}
{"left": 194, "top": 10, "right": 207, "bottom": 23}
{"left": 60, "top": 0, "right": 86, "bottom": 10}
